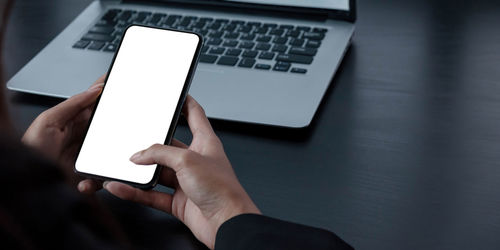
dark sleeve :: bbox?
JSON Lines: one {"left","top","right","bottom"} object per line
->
{"left": 0, "top": 136, "right": 128, "bottom": 249}
{"left": 215, "top": 214, "right": 354, "bottom": 250}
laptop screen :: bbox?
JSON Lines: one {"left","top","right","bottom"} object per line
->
{"left": 225, "top": 0, "right": 349, "bottom": 11}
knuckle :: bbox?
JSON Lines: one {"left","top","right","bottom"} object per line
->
{"left": 149, "top": 143, "right": 164, "bottom": 150}
{"left": 37, "top": 111, "right": 51, "bottom": 122}
{"left": 147, "top": 144, "right": 164, "bottom": 155}
{"left": 178, "top": 151, "right": 195, "bottom": 166}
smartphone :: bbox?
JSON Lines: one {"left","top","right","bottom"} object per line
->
{"left": 75, "top": 25, "right": 202, "bottom": 189}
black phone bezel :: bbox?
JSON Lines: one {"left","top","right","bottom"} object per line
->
{"left": 74, "top": 24, "right": 203, "bottom": 189}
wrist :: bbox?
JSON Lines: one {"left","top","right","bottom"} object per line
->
{"left": 215, "top": 189, "right": 261, "bottom": 230}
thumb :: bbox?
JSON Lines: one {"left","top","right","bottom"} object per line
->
{"left": 130, "top": 144, "right": 191, "bottom": 173}
{"left": 45, "top": 83, "right": 104, "bottom": 125}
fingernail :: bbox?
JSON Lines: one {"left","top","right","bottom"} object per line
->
{"left": 88, "top": 83, "right": 105, "bottom": 92}
{"left": 130, "top": 151, "right": 142, "bottom": 162}
{"left": 103, "top": 181, "right": 110, "bottom": 189}
{"left": 78, "top": 182, "right": 87, "bottom": 192}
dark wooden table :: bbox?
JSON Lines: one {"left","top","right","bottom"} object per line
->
{"left": 5, "top": 0, "right": 500, "bottom": 249}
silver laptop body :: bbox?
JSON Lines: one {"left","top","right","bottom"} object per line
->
{"left": 7, "top": 0, "right": 355, "bottom": 128}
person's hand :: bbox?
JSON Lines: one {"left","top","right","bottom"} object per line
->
{"left": 103, "top": 96, "right": 260, "bottom": 249}
{"left": 22, "top": 75, "right": 106, "bottom": 193}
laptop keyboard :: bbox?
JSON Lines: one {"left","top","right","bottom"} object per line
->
{"left": 73, "top": 9, "right": 328, "bottom": 74}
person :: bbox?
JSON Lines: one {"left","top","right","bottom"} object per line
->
{"left": 0, "top": 0, "right": 353, "bottom": 249}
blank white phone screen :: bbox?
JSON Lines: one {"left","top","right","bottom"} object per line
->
{"left": 75, "top": 26, "right": 200, "bottom": 184}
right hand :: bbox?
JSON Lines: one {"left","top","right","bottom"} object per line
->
{"left": 103, "top": 96, "right": 260, "bottom": 249}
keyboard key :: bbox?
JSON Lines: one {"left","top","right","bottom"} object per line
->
{"left": 117, "top": 11, "right": 133, "bottom": 21}
{"left": 73, "top": 40, "right": 90, "bottom": 49}
{"left": 258, "top": 51, "right": 275, "bottom": 60}
{"left": 169, "top": 15, "right": 182, "bottom": 19}
{"left": 255, "top": 63, "right": 271, "bottom": 70}
{"left": 207, "top": 38, "right": 223, "bottom": 45}
{"left": 291, "top": 68, "right": 307, "bottom": 74}
{"left": 276, "top": 54, "right": 313, "bottom": 64}
{"left": 163, "top": 16, "right": 179, "bottom": 26}
{"left": 192, "top": 21, "right": 206, "bottom": 29}
{"left": 236, "top": 25, "right": 252, "bottom": 33}
{"left": 133, "top": 11, "right": 151, "bottom": 23}
{"left": 201, "top": 45, "right": 210, "bottom": 53}
{"left": 222, "top": 24, "right": 237, "bottom": 32}
{"left": 200, "top": 17, "right": 214, "bottom": 22}
{"left": 286, "top": 30, "right": 301, "bottom": 38}
{"left": 273, "top": 61, "right": 291, "bottom": 72}
{"left": 102, "top": 9, "right": 120, "bottom": 19}
{"left": 313, "top": 27, "right": 328, "bottom": 33}
{"left": 224, "top": 32, "right": 240, "bottom": 39}
{"left": 238, "top": 58, "right": 256, "bottom": 68}
{"left": 115, "top": 22, "right": 130, "bottom": 29}
{"left": 88, "top": 41, "right": 105, "bottom": 50}
{"left": 208, "top": 22, "right": 222, "bottom": 30}
{"left": 289, "top": 38, "right": 305, "bottom": 46}
{"left": 289, "top": 47, "right": 318, "bottom": 56}
{"left": 217, "top": 56, "right": 239, "bottom": 66}
{"left": 89, "top": 26, "right": 114, "bottom": 34}
{"left": 247, "top": 21, "right": 261, "bottom": 26}
{"left": 303, "top": 32, "right": 325, "bottom": 40}
{"left": 255, "top": 43, "right": 271, "bottom": 51}
{"left": 194, "top": 28, "right": 209, "bottom": 36}
{"left": 178, "top": 18, "right": 192, "bottom": 27}
{"left": 242, "top": 50, "right": 258, "bottom": 58}
{"left": 256, "top": 35, "right": 272, "bottom": 42}
{"left": 215, "top": 19, "right": 229, "bottom": 23}
{"left": 269, "top": 29, "right": 285, "bottom": 36}
{"left": 273, "top": 37, "right": 288, "bottom": 44}
{"left": 306, "top": 40, "right": 321, "bottom": 48}
{"left": 253, "top": 27, "right": 268, "bottom": 34}
{"left": 296, "top": 26, "right": 311, "bottom": 32}
{"left": 150, "top": 13, "right": 166, "bottom": 23}
{"left": 226, "top": 48, "right": 242, "bottom": 56}
{"left": 103, "top": 44, "right": 118, "bottom": 52}
{"left": 95, "top": 19, "right": 116, "bottom": 27}
{"left": 209, "top": 47, "right": 225, "bottom": 55}
{"left": 272, "top": 44, "right": 288, "bottom": 53}
{"left": 230, "top": 20, "right": 245, "bottom": 25}
{"left": 199, "top": 54, "right": 218, "bottom": 63}
{"left": 82, "top": 33, "right": 114, "bottom": 42}
{"left": 279, "top": 24, "right": 294, "bottom": 30}
{"left": 263, "top": 23, "right": 278, "bottom": 28}
{"left": 240, "top": 33, "right": 256, "bottom": 41}
{"left": 222, "top": 40, "right": 239, "bottom": 47}
{"left": 208, "top": 31, "right": 224, "bottom": 38}
{"left": 239, "top": 41, "right": 255, "bottom": 49}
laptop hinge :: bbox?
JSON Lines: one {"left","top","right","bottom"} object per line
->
{"left": 122, "top": 0, "right": 330, "bottom": 21}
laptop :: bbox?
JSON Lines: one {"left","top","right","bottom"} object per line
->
{"left": 7, "top": 0, "right": 355, "bottom": 128}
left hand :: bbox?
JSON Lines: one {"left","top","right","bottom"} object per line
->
{"left": 22, "top": 75, "right": 106, "bottom": 193}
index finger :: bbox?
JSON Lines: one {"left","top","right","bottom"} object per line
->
{"left": 89, "top": 74, "right": 107, "bottom": 88}
{"left": 45, "top": 83, "right": 103, "bottom": 126}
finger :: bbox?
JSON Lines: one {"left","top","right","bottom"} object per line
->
{"left": 45, "top": 83, "right": 104, "bottom": 125}
{"left": 78, "top": 179, "right": 103, "bottom": 194}
{"left": 103, "top": 181, "right": 173, "bottom": 213}
{"left": 89, "top": 74, "right": 107, "bottom": 88}
{"left": 183, "top": 95, "right": 216, "bottom": 140}
{"left": 130, "top": 144, "right": 190, "bottom": 173}
{"left": 171, "top": 138, "right": 188, "bottom": 149}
